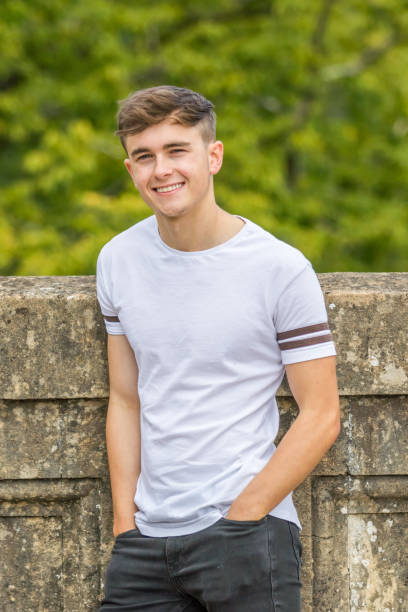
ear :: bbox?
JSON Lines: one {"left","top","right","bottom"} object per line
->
{"left": 124, "top": 158, "right": 136, "bottom": 184}
{"left": 208, "top": 140, "right": 223, "bottom": 176}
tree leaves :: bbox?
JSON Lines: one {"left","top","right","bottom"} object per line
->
{"left": 1, "top": 0, "right": 407, "bottom": 273}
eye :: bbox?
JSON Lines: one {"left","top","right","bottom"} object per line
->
{"left": 136, "top": 153, "right": 152, "bottom": 161}
{"left": 170, "top": 148, "right": 186, "bottom": 154}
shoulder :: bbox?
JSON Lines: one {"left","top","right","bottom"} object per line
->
{"left": 244, "top": 217, "right": 310, "bottom": 279}
{"left": 97, "top": 215, "right": 155, "bottom": 265}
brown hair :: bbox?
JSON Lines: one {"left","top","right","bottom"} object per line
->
{"left": 116, "top": 85, "right": 216, "bottom": 152}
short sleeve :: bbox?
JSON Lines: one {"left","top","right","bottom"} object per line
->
{"left": 275, "top": 262, "right": 336, "bottom": 364}
{"left": 96, "top": 249, "right": 125, "bottom": 335}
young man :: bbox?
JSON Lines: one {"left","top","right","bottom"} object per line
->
{"left": 96, "top": 85, "right": 340, "bottom": 611}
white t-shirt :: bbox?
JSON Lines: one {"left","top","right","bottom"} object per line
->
{"left": 96, "top": 214, "right": 336, "bottom": 536}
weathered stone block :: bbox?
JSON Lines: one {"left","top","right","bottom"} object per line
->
{"left": 61, "top": 399, "right": 108, "bottom": 478}
{"left": 0, "top": 515, "right": 62, "bottom": 611}
{"left": 0, "top": 400, "right": 61, "bottom": 479}
{"left": 312, "top": 475, "right": 408, "bottom": 611}
{"left": 348, "top": 513, "right": 407, "bottom": 612}
{"left": 0, "top": 479, "right": 105, "bottom": 611}
{"left": 321, "top": 273, "right": 408, "bottom": 396}
{"left": 0, "top": 277, "right": 108, "bottom": 400}
{"left": 344, "top": 395, "right": 408, "bottom": 475}
{"left": 0, "top": 400, "right": 108, "bottom": 479}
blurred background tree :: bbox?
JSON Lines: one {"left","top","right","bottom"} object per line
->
{"left": 1, "top": 0, "right": 407, "bottom": 274}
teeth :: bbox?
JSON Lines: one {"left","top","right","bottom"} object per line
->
{"left": 156, "top": 183, "right": 184, "bottom": 193}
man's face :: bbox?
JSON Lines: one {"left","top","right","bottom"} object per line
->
{"left": 123, "top": 119, "right": 223, "bottom": 220}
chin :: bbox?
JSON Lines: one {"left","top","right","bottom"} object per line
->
{"left": 158, "top": 205, "right": 189, "bottom": 218}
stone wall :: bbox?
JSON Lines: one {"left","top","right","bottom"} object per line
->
{"left": 0, "top": 273, "right": 407, "bottom": 611}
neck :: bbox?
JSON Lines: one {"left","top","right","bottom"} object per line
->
{"left": 156, "top": 204, "right": 244, "bottom": 252}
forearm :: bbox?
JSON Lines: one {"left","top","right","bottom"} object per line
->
{"left": 227, "top": 404, "right": 340, "bottom": 519}
{"left": 106, "top": 398, "right": 141, "bottom": 531}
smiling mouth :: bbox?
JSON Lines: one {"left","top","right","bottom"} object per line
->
{"left": 153, "top": 182, "right": 185, "bottom": 194}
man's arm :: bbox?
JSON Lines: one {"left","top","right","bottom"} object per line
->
{"left": 226, "top": 355, "right": 340, "bottom": 520}
{"left": 106, "top": 334, "right": 141, "bottom": 537}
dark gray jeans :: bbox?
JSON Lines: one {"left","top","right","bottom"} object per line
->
{"left": 99, "top": 515, "right": 302, "bottom": 611}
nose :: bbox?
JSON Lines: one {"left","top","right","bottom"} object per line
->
{"left": 153, "top": 154, "right": 172, "bottom": 180}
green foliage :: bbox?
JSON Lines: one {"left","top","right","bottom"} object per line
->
{"left": 1, "top": 0, "right": 407, "bottom": 273}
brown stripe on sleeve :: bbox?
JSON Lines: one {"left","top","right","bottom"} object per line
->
{"left": 277, "top": 322, "right": 329, "bottom": 341}
{"left": 279, "top": 333, "right": 333, "bottom": 351}
{"left": 103, "top": 314, "right": 120, "bottom": 322}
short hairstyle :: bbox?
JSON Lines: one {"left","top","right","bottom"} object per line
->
{"left": 115, "top": 85, "right": 216, "bottom": 152}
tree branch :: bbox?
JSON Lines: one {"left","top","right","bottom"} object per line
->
{"left": 311, "top": 0, "right": 338, "bottom": 52}
{"left": 322, "top": 29, "right": 403, "bottom": 81}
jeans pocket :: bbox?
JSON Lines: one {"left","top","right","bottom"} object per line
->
{"left": 219, "top": 515, "right": 268, "bottom": 526}
{"left": 115, "top": 527, "right": 140, "bottom": 540}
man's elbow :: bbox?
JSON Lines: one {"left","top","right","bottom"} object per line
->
{"left": 308, "top": 395, "right": 341, "bottom": 447}
{"left": 299, "top": 394, "right": 341, "bottom": 447}
{"left": 326, "top": 397, "right": 341, "bottom": 445}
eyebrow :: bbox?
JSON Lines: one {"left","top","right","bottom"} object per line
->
{"left": 130, "top": 142, "right": 192, "bottom": 159}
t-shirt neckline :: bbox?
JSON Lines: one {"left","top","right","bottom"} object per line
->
{"left": 153, "top": 214, "right": 250, "bottom": 256}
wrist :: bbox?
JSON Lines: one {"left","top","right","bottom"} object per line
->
{"left": 113, "top": 518, "right": 137, "bottom": 538}
{"left": 226, "top": 497, "right": 268, "bottom": 521}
